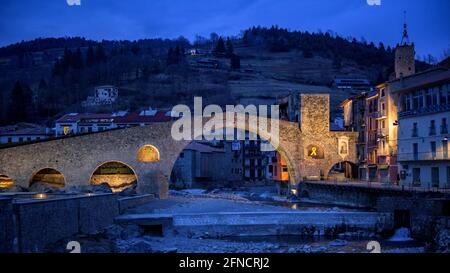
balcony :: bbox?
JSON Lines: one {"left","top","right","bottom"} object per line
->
{"left": 377, "top": 128, "right": 388, "bottom": 138}
{"left": 376, "top": 110, "right": 387, "bottom": 119}
{"left": 398, "top": 151, "right": 449, "bottom": 162}
{"left": 399, "top": 103, "right": 450, "bottom": 119}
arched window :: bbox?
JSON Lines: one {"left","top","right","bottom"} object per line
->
{"left": 138, "top": 144, "right": 160, "bottom": 162}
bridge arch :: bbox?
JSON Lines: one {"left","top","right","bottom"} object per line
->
{"left": 29, "top": 168, "right": 66, "bottom": 190}
{"left": 137, "top": 144, "right": 160, "bottom": 163}
{"left": 90, "top": 161, "right": 138, "bottom": 192}
{"left": 168, "top": 116, "right": 302, "bottom": 190}
{"left": 326, "top": 160, "right": 358, "bottom": 181}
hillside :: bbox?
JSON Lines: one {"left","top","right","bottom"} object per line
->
{"left": 0, "top": 27, "right": 431, "bottom": 126}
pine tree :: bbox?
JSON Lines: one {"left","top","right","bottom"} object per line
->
{"left": 214, "top": 37, "right": 226, "bottom": 56}
{"left": 7, "top": 81, "right": 32, "bottom": 123}
{"left": 86, "top": 45, "right": 95, "bottom": 66}
{"left": 72, "top": 48, "right": 83, "bottom": 69}
{"left": 95, "top": 44, "right": 107, "bottom": 63}
{"left": 226, "top": 38, "right": 234, "bottom": 57}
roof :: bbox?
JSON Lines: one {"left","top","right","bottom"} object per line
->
{"left": 389, "top": 68, "right": 450, "bottom": 94}
{"left": 56, "top": 110, "right": 174, "bottom": 124}
{"left": 114, "top": 111, "right": 173, "bottom": 124}
{"left": 0, "top": 123, "right": 50, "bottom": 136}
{"left": 56, "top": 113, "right": 114, "bottom": 123}
{"left": 183, "top": 142, "right": 225, "bottom": 153}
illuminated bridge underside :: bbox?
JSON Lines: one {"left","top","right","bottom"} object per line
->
{"left": 0, "top": 95, "right": 357, "bottom": 198}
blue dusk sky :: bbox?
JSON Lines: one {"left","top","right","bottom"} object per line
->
{"left": 0, "top": 0, "right": 449, "bottom": 59}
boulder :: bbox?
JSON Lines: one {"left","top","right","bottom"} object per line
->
{"left": 1, "top": 185, "right": 28, "bottom": 193}
{"left": 92, "top": 183, "right": 113, "bottom": 193}
{"left": 28, "top": 182, "right": 62, "bottom": 193}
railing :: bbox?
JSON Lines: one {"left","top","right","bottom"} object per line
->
{"left": 304, "top": 180, "right": 450, "bottom": 193}
{"left": 376, "top": 111, "right": 387, "bottom": 119}
{"left": 399, "top": 103, "right": 450, "bottom": 118}
{"left": 398, "top": 151, "right": 449, "bottom": 161}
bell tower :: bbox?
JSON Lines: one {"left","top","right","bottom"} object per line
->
{"left": 395, "top": 12, "right": 415, "bottom": 79}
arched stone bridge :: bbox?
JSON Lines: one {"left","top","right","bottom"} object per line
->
{"left": 0, "top": 94, "right": 357, "bottom": 198}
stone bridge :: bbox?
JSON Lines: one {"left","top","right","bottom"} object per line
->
{"left": 0, "top": 94, "right": 357, "bottom": 198}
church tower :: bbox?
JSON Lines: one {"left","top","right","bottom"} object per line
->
{"left": 395, "top": 13, "right": 415, "bottom": 79}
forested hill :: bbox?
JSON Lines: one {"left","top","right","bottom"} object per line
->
{"left": 0, "top": 26, "right": 431, "bottom": 126}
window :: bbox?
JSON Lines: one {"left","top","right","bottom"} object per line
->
{"left": 447, "top": 167, "right": 450, "bottom": 186}
{"left": 180, "top": 152, "right": 184, "bottom": 158}
{"left": 405, "top": 94, "right": 412, "bottom": 111}
{"left": 431, "top": 141, "right": 437, "bottom": 158}
{"left": 381, "top": 89, "right": 385, "bottom": 97}
{"left": 412, "top": 122, "right": 418, "bottom": 137}
{"left": 429, "top": 120, "right": 436, "bottom": 136}
{"left": 7, "top": 137, "right": 12, "bottom": 143}
{"left": 26, "top": 137, "right": 31, "bottom": 141}
{"left": 431, "top": 167, "right": 440, "bottom": 188}
{"left": 412, "top": 168, "right": 421, "bottom": 186}
{"left": 443, "top": 140, "right": 448, "bottom": 160}
{"left": 413, "top": 143, "right": 419, "bottom": 160}
{"left": 439, "top": 86, "right": 447, "bottom": 105}
{"left": 441, "top": 118, "right": 448, "bottom": 134}
{"left": 19, "top": 137, "right": 23, "bottom": 142}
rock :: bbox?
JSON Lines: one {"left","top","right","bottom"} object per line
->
{"left": 28, "top": 182, "right": 62, "bottom": 193}
{"left": 125, "top": 240, "right": 153, "bottom": 253}
{"left": 119, "top": 185, "right": 137, "bottom": 196}
{"left": 2, "top": 185, "right": 28, "bottom": 193}
{"left": 92, "top": 183, "right": 113, "bottom": 193}
{"left": 120, "top": 224, "right": 142, "bottom": 239}
{"left": 311, "top": 246, "right": 328, "bottom": 253}
{"left": 434, "top": 229, "right": 450, "bottom": 251}
{"left": 329, "top": 239, "right": 348, "bottom": 247}
{"left": 104, "top": 225, "right": 124, "bottom": 240}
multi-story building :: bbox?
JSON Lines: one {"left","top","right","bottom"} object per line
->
{"left": 55, "top": 108, "right": 173, "bottom": 137}
{"left": 341, "top": 92, "right": 368, "bottom": 179}
{"left": 365, "top": 91, "right": 379, "bottom": 181}
{"left": 81, "top": 85, "right": 119, "bottom": 107}
{"left": 391, "top": 68, "right": 450, "bottom": 188}
{"left": 0, "top": 123, "right": 52, "bottom": 144}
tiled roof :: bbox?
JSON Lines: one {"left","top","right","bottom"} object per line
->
{"left": 56, "top": 111, "right": 174, "bottom": 124}
{"left": 114, "top": 111, "right": 173, "bottom": 123}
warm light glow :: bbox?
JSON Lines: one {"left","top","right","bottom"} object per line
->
{"left": 0, "top": 175, "right": 14, "bottom": 189}
{"left": 291, "top": 189, "right": 298, "bottom": 195}
{"left": 34, "top": 193, "right": 48, "bottom": 200}
{"left": 90, "top": 161, "right": 137, "bottom": 192}
{"left": 137, "top": 144, "right": 160, "bottom": 163}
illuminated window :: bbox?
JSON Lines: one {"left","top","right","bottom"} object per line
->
{"left": 138, "top": 144, "right": 160, "bottom": 162}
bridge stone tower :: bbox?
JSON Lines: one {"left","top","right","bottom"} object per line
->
{"left": 395, "top": 16, "right": 415, "bottom": 79}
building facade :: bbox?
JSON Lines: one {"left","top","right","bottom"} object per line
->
{"left": 0, "top": 123, "right": 52, "bottom": 144}
{"left": 392, "top": 68, "right": 450, "bottom": 188}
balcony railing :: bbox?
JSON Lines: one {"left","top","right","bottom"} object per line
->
{"left": 398, "top": 151, "right": 449, "bottom": 161}
{"left": 376, "top": 111, "right": 387, "bottom": 119}
{"left": 399, "top": 103, "right": 450, "bottom": 119}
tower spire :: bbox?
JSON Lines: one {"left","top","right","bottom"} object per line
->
{"left": 401, "top": 11, "right": 410, "bottom": 45}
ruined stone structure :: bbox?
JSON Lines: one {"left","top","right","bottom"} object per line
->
{"left": 0, "top": 94, "right": 357, "bottom": 198}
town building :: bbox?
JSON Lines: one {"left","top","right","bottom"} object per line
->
{"left": 81, "top": 85, "right": 119, "bottom": 107}
{"left": 341, "top": 92, "right": 368, "bottom": 179}
{"left": 0, "top": 123, "right": 52, "bottom": 144}
{"left": 333, "top": 78, "right": 372, "bottom": 91}
{"left": 391, "top": 68, "right": 450, "bottom": 188}
{"left": 55, "top": 108, "right": 173, "bottom": 136}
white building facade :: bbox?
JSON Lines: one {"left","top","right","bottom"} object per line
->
{"left": 393, "top": 69, "right": 450, "bottom": 189}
